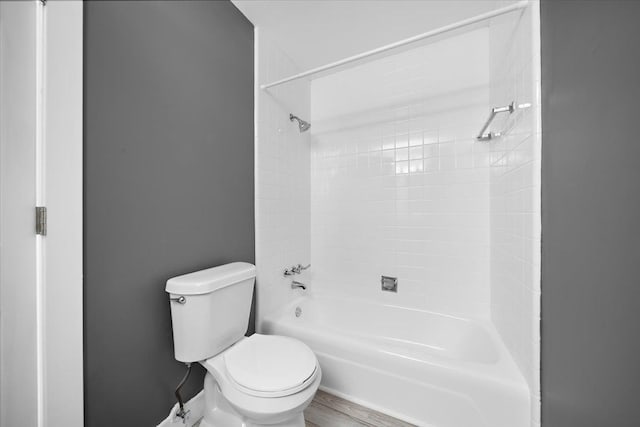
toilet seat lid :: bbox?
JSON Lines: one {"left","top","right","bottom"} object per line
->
{"left": 224, "top": 334, "right": 317, "bottom": 396}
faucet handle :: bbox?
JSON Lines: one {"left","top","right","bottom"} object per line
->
{"left": 285, "top": 264, "right": 311, "bottom": 276}
{"left": 293, "top": 263, "right": 310, "bottom": 274}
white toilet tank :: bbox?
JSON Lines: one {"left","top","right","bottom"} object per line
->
{"left": 166, "top": 262, "right": 256, "bottom": 363}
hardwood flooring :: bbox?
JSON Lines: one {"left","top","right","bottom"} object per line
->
{"left": 304, "top": 390, "right": 415, "bottom": 427}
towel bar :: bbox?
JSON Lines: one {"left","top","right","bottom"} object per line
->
{"left": 476, "top": 102, "right": 515, "bottom": 141}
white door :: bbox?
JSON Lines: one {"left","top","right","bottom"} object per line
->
{"left": 0, "top": 2, "right": 40, "bottom": 425}
{"left": 0, "top": 1, "right": 83, "bottom": 426}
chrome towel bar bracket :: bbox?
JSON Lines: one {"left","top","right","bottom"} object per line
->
{"left": 476, "top": 102, "right": 515, "bottom": 141}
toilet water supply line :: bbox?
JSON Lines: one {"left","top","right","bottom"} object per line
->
{"left": 175, "top": 363, "right": 192, "bottom": 421}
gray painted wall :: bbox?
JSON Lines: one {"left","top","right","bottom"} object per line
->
{"left": 541, "top": 1, "right": 640, "bottom": 426}
{"left": 83, "top": 2, "right": 254, "bottom": 425}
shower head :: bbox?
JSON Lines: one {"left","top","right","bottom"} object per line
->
{"left": 289, "top": 113, "right": 311, "bottom": 133}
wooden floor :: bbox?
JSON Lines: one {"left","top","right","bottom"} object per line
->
{"left": 304, "top": 390, "right": 415, "bottom": 427}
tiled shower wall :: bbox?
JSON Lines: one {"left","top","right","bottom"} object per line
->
{"left": 255, "top": 6, "right": 540, "bottom": 423}
{"left": 255, "top": 29, "right": 311, "bottom": 327}
{"left": 488, "top": 4, "right": 541, "bottom": 426}
{"left": 310, "top": 29, "right": 493, "bottom": 318}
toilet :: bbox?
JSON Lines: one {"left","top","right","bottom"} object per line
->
{"left": 166, "top": 262, "right": 320, "bottom": 427}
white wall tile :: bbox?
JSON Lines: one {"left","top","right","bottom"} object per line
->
{"left": 310, "top": 28, "right": 492, "bottom": 318}
{"left": 256, "top": 8, "right": 540, "bottom": 424}
{"left": 255, "top": 30, "right": 311, "bottom": 327}
{"left": 489, "top": 3, "right": 541, "bottom": 426}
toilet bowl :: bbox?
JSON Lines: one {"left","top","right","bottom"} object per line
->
{"left": 166, "top": 263, "right": 320, "bottom": 427}
{"left": 199, "top": 334, "right": 321, "bottom": 427}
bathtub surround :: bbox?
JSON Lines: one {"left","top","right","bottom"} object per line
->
{"left": 254, "top": 29, "right": 312, "bottom": 327}
{"left": 310, "top": 28, "right": 492, "bottom": 318}
{"left": 243, "top": 0, "right": 515, "bottom": 329}
{"left": 244, "top": 1, "right": 542, "bottom": 426}
{"left": 83, "top": 1, "right": 253, "bottom": 425}
{"left": 309, "top": 13, "right": 541, "bottom": 424}
{"left": 489, "top": 4, "right": 542, "bottom": 426}
{"left": 251, "top": 3, "right": 541, "bottom": 424}
{"left": 540, "top": 2, "right": 640, "bottom": 426}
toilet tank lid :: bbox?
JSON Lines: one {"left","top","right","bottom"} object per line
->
{"left": 165, "top": 262, "right": 255, "bottom": 295}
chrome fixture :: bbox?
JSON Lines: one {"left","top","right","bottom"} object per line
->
{"left": 291, "top": 280, "right": 307, "bottom": 290}
{"left": 174, "top": 363, "right": 192, "bottom": 421}
{"left": 292, "top": 263, "right": 310, "bottom": 274}
{"left": 284, "top": 263, "right": 311, "bottom": 276}
{"left": 289, "top": 113, "right": 311, "bottom": 133}
{"left": 170, "top": 295, "right": 187, "bottom": 304}
{"left": 381, "top": 276, "right": 398, "bottom": 293}
{"left": 476, "top": 102, "right": 515, "bottom": 141}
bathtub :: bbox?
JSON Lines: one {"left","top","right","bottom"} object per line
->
{"left": 261, "top": 294, "right": 529, "bottom": 427}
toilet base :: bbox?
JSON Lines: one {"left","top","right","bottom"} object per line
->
{"left": 200, "top": 414, "right": 304, "bottom": 427}
{"left": 200, "top": 373, "right": 306, "bottom": 427}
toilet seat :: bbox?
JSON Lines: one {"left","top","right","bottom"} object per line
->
{"left": 200, "top": 334, "right": 322, "bottom": 425}
{"left": 224, "top": 334, "right": 318, "bottom": 398}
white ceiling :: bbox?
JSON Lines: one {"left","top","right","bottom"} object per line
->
{"left": 232, "top": 0, "right": 504, "bottom": 71}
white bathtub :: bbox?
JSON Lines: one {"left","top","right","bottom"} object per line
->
{"left": 261, "top": 294, "right": 529, "bottom": 427}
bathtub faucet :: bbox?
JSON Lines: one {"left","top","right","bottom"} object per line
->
{"left": 291, "top": 280, "right": 307, "bottom": 290}
{"left": 292, "top": 263, "right": 310, "bottom": 274}
{"left": 284, "top": 263, "right": 311, "bottom": 276}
